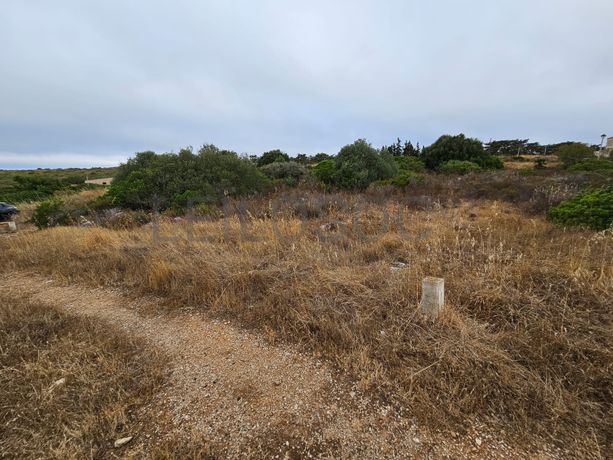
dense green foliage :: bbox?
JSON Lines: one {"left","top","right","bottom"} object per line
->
{"left": 393, "top": 156, "right": 425, "bottom": 173}
{"left": 422, "top": 134, "right": 502, "bottom": 170}
{"left": 332, "top": 139, "right": 397, "bottom": 189}
{"left": 438, "top": 160, "right": 482, "bottom": 175}
{"left": 372, "top": 170, "right": 422, "bottom": 187}
{"left": 556, "top": 143, "right": 594, "bottom": 168}
{"left": 484, "top": 139, "right": 598, "bottom": 157}
{"left": 548, "top": 187, "right": 613, "bottom": 230}
{"left": 256, "top": 149, "right": 290, "bottom": 167}
{"left": 31, "top": 199, "right": 72, "bottom": 229}
{"left": 568, "top": 158, "right": 613, "bottom": 172}
{"left": 260, "top": 161, "right": 308, "bottom": 186}
{"left": 108, "top": 146, "right": 268, "bottom": 210}
{"left": 1, "top": 175, "right": 82, "bottom": 204}
{"left": 312, "top": 159, "right": 336, "bottom": 185}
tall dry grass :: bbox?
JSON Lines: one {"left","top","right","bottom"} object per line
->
{"left": 2, "top": 197, "right": 611, "bottom": 457}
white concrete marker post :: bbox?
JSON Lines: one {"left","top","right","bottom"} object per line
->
{"left": 421, "top": 277, "right": 444, "bottom": 318}
{"left": 8, "top": 221, "right": 16, "bottom": 232}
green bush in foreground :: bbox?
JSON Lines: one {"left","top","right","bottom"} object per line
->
{"left": 548, "top": 187, "right": 613, "bottom": 230}
{"left": 31, "top": 199, "right": 72, "bottom": 229}
{"left": 439, "top": 160, "right": 481, "bottom": 175}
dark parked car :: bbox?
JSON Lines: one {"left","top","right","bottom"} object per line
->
{"left": 0, "top": 202, "right": 19, "bottom": 222}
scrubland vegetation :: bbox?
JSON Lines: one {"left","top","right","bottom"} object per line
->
{"left": 1, "top": 134, "right": 612, "bottom": 457}
{"left": 0, "top": 167, "right": 117, "bottom": 204}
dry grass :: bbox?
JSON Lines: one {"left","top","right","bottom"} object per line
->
{"left": 2, "top": 195, "right": 611, "bottom": 457}
{"left": 0, "top": 291, "right": 168, "bottom": 459}
{"left": 503, "top": 154, "right": 560, "bottom": 169}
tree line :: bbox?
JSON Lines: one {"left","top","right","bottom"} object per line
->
{"left": 105, "top": 134, "right": 510, "bottom": 210}
{"left": 104, "top": 133, "right": 608, "bottom": 211}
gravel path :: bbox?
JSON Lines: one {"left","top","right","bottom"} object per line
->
{"left": 8, "top": 272, "right": 547, "bottom": 459}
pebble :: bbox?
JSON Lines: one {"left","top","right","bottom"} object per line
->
{"left": 114, "top": 436, "right": 133, "bottom": 448}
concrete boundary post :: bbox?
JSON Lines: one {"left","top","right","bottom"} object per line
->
{"left": 421, "top": 277, "right": 444, "bottom": 318}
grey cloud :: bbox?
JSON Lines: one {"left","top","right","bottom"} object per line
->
{"left": 1, "top": 0, "right": 612, "bottom": 168}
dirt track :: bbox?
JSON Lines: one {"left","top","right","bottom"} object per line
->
{"left": 8, "top": 272, "right": 547, "bottom": 459}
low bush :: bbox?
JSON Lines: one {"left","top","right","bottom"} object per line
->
{"left": 31, "top": 191, "right": 106, "bottom": 229}
{"left": 438, "top": 160, "right": 481, "bottom": 175}
{"left": 556, "top": 143, "right": 593, "bottom": 168}
{"left": 548, "top": 187, "right": 613, "bottom": 230}
{"left": 1, "top": 174, "right": 90, "bottom": 204}
{"left": 0, "top": 190, "right": 48, "bottom": 204}
{"left": 31, "top": 199, "right": 73, "bottom": 229}
{"left": 569, "top": 158, "right": 613, "bottom": 172}
{"left": 260, "top": 161, "right": 308, "bottom": 186}
{"left": 372, "top": 171, "right": 423, "bottom": 187}
{"left": 479, "top": 155, "right": 504, "bottom": 170}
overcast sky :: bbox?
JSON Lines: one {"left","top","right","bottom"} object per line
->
{"left": 1, "top": 1, "right": 612, "bottom": 168}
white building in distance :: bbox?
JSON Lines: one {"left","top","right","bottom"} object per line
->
{"left": 595, "top": 136, "right": 612, "bottom": 159}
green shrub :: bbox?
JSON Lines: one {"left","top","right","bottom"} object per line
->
{"left": 556, "top": 143, "right": 593, "bottom": 168}
{"left": 393, "top": 156, "right": 425, "bottom": 173}
{"left": 312, "top": 159, "right": 337, "bottom": 185}
{"left": 171, "top": 189, "right": 216, "bottom": 209}
{"left": 548, "top": 187, "right": 613, "bottom": 230}
{"left": 88, "top": 193, "right": 116, "bottom": 210}
{"left": 438, "top": 160, "right": 481, "bottom": 175}
{"left": 479, "top": 155, "right": 504, "bottom": 170}
{"left": 0, "top": 190, "right": 48, "bottom": 204}
{"left": 108, "top": 146, "right": 268, "bottom": 210}
{"left": 256, "top": 149, "right": 290, "bottom": 167}
{"left": 372, "top": 171, "right": 423, "bottom": 187}
{"left": 31, "top": 200, "right": 73, "bottom": 229}
{"left": 334, "top": 139, "right": 397, "bottom": 190}
{"left": 423, "top": 134, "right": 500, "bottom": 170}
{"left": 260, "top": 161, "right": 308, "bottom": 186}
{"left": 569, "top": 158, "right": 613, "bottom": 172}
